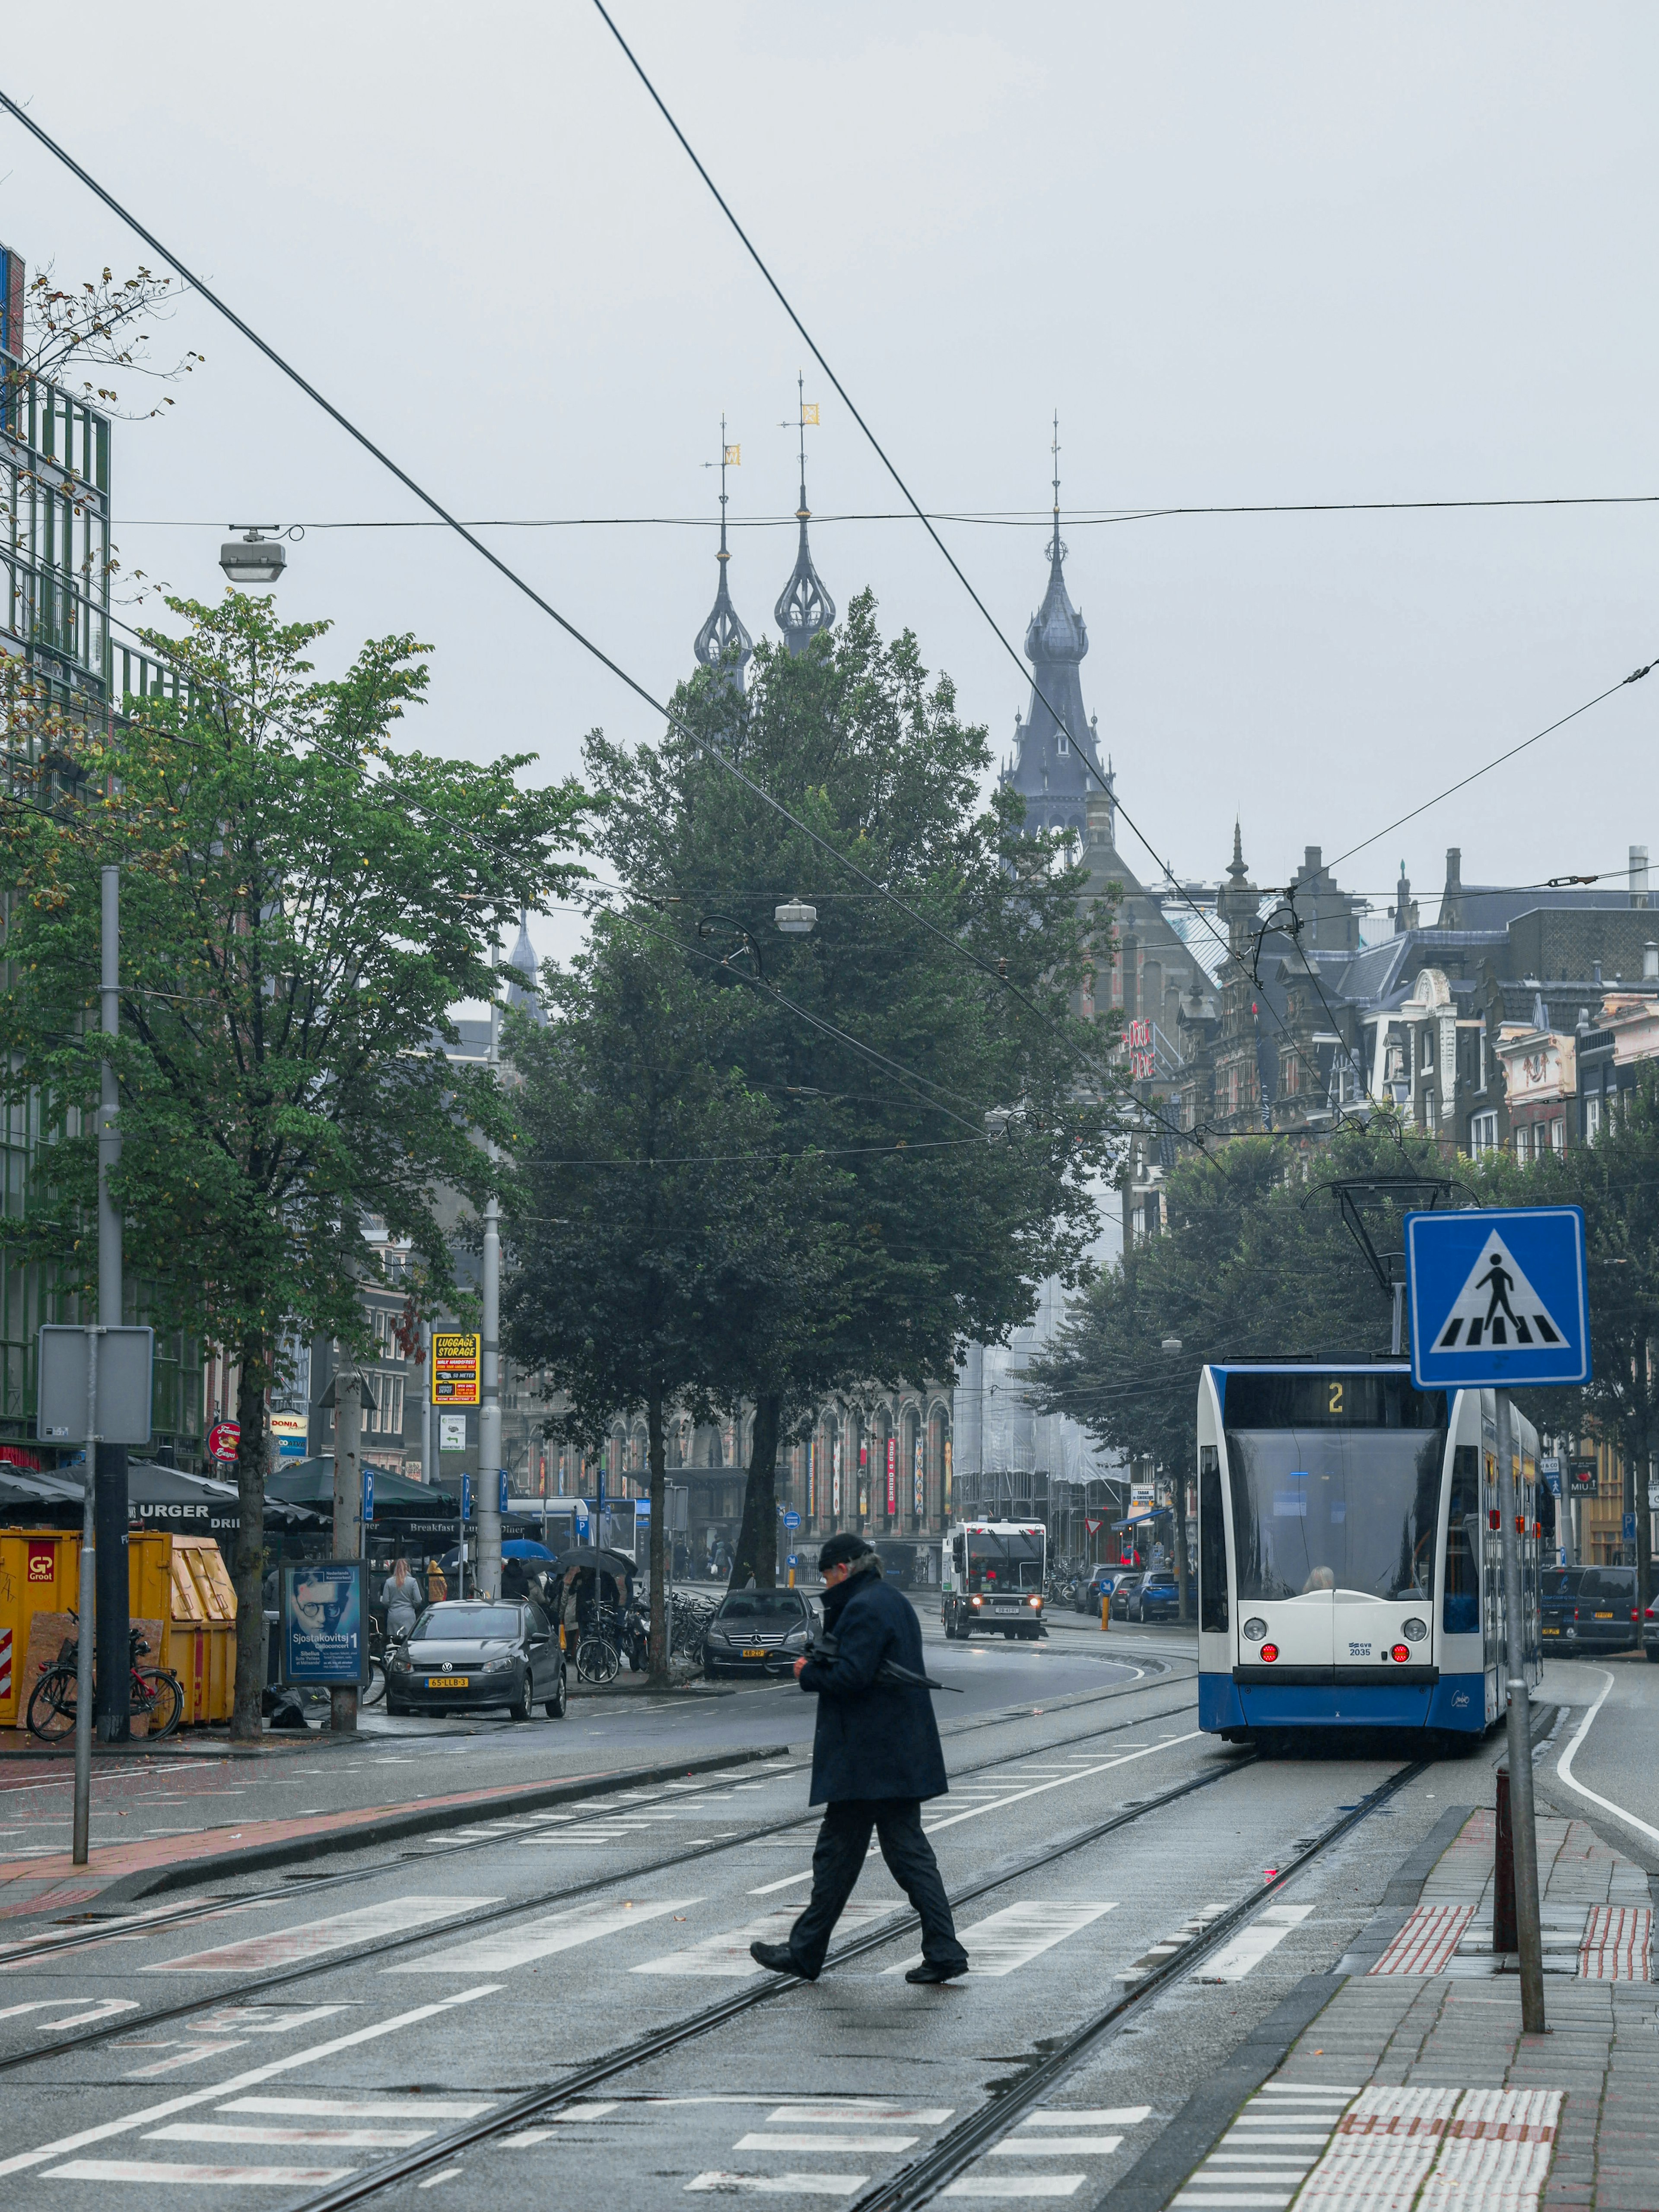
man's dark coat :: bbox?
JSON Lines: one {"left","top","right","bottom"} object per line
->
{"left": 798, "top": 1554, "right": 949, "bottom": 1807}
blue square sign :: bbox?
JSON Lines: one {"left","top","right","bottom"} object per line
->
{"left": 1405, "top": 1205, "right": 1590, "bottom": 1388}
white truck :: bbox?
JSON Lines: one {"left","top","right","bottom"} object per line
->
{"left": 941, "top": 1519, "right": 1047, "bottom": 1641}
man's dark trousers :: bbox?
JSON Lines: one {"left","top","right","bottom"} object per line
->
{"left": 788, "top": 1798, "right": 967, "bottom": 1975}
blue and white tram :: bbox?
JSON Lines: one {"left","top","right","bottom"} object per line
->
{"left": 1196, "top": 1363, "right": 1542, "bottom": 1742}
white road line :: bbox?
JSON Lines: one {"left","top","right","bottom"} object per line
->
{"left": 636, "top": 1903, "right": 889, "bottom": 1976}
{"left": 941, "top": 2180, "right": 1085, "bottom": 2199}
{"left": 1191, "top": 1904, "right": 1314, "bottom": 1983}
{"left": 1021, "top": 2110, "right": 1150, "bottom": 2126}
{"left": 386, "top": 1894, "right": 696, "bottom": 1973}
{"left": 146, "top": 2123, "right": 433, "bottom": 2148}
{"left": 44, "top": 2160, "right": 356, "bottom": 2186}
{"left": 987, "top": 2139, "right": 1121, "bottom": 2157}
{"left": 0, "top": 1984, "right": 499, "bottom": 2180}
{"left": 685, "top": 2177, "right": 867, "bottom": 2196}
{"left": 886, "top": 1901, "right": 1117, "bottom": 1978}
{"left": 148, "top": 1898, "right": 492, "bottom": 1975}
{"left": 1556, "top": 1672, "right": 1659, "bottom": 1847}
{"left": 0, "top": 1996, "right": 139, "bottom": 2029}
{"left": 923, "top": 1735, "right": 1203, "bottom": 1836}
{"left": 749, "top": 1870, "right": 819, "bottom": 1894}
{"left": 501, "top": 2106, "right": 621, "bottom": 2143}
{"left": 222, "top": 2098, "right": 496, "bottom": 2120}
{"left": 734, "top": 2133, "right": 918, "bottom": 2153}
{"left": 769, "top": 2106, "right": 954, "bottom": 2125}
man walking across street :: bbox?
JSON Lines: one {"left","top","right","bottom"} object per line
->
{"left": 750, "top": 1531, "right": 969, "bottom": 1985}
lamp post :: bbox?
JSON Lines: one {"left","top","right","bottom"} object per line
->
{"left": 1162, "top": 1336, "right": 1192, "bottom": 1622}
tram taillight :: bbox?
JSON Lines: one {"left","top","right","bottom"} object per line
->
{"left": 1390, "top": 1643, "right": 1411, "bottom": 1662}
{"left": 1259, "top": 1643, "right": 1279, "bottom": 1662}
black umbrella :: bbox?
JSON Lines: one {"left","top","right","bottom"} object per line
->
{"left": 555, "top": 1545, "right": 637, "bottom": 1582}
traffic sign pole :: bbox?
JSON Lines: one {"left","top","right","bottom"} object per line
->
{"left": 95, "top": 864, "right": 130, "bottom": 1746}
{"left": 1496, "top": 1391, "right": 1546, "bottom": 2035}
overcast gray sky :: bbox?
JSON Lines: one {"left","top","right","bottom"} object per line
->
{"left": 6, "top": 4, "right": 1656, "bottom": 965}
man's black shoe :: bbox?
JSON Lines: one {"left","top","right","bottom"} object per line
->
{"left": 750, "top": 1939, "right": 817, "bottom": 1980}
{"left": 905, "top": 1959, "right": 968, "bottom": 1984}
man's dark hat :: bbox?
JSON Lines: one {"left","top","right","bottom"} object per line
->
{"left": 817, "top": 1531, "right": 874, "bottom": 1573}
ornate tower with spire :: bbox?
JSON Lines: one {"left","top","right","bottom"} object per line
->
{"left": 693, "top": 417, "right": 753, "bottom": 690}
{"left": 775, "top": 375, "right": 835, "bottom": 656}
{"left": 1000, "top": 415, "right": 1106, "bottom": 840}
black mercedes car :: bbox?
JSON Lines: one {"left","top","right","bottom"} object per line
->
{"left": 384, "top": 1599, "right": 568, "bottom": 1719}
{"left": 702, "top": 1587, "right": 820, "bottom": 1678}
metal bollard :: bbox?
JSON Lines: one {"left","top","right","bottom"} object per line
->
{"left": 1494, "top": 1765, "right": 1517, "bottom": 1954}
{"left": 1100, "top": 1591, "right": 1109, "bottom": 1633}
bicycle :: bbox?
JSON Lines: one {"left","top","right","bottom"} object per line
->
{"left": 26, "top": 1621, "right": 184, "bottom": 1742}
{"left": 575, "top": 1599, "right": 623, "bottom": 1686}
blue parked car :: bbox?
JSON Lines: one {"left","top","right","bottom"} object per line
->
{"left": 1129, "top": 1568, "right": 1182, "bottom": 1623}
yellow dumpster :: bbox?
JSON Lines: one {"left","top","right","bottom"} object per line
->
{"left": 0, "top": 1530, "right": 81, "bottom": 1729}
{"left": 167, "top": 1535, "right": 238, "bottom": 1725}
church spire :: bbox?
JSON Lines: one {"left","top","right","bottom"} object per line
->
{"left": 693, "top": 416, "right": 753, "bottom": 689}
{"left": 1001, "top": 414, "right": 1102, "bottom": 839}
{"left": 775, "top": 375, "right": 835, "bottom": 656}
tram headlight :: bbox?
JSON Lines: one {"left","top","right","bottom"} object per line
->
{"left": 1401, "top": 1616, "right": 1427, "bottom": 1642}
{"left": 1243, "top": 1616, "right": 1268, "bottom": 1642}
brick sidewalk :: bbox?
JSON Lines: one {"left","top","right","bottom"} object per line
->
{"left": 1169, "top": 1807, "right": 1658, "bottom": 2209}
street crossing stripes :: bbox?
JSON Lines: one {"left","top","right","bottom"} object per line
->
{"left": 385, "top": 1893, "right": 697, "bottom": 1972}
{"left": 1171, "top": 2081, "right": 1357, "bottom": 2207}
{"left": 1190, "top": 1903, "right": 1313, "bottom": 1983}
{"left": 884, "top": 1901, "right": 1118, "bottom": 1978}
{"left": 635, "top": 1903, "right": 890, "bottom": 1976}
{"left": 684, "top": 2096, "right": 1150, "bottom": 2199}
{"left": 41, "top": 2092, "right": 501, "bottom": 2190}
{"left": 144, "top": 1898, "right": 493, "bottom": 1974}
{"left": 45, "top": 2159, "right": 359, "bottom": 2186}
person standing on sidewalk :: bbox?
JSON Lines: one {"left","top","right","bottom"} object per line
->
{"left": 750, "top": 1531, "right": 969, "bottom": 1986}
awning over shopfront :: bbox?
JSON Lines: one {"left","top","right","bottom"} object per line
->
{"left": 268, "top": 1458, "right": 459, "bottom": 1513}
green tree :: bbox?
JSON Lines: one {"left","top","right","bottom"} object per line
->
{"left": 503, "top": 916, "right": 844, "bottom": 1677}
{"left": 0, "top": 592, "right": 588, "bottom": 1737}
{"left": 582, "top": 595, "right": 1119, "bottom": 1588}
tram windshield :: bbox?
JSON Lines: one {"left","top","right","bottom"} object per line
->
{"left": 962, "top": 1530, "right": 1044, "bottom": 1593}
{"left": 1223, "top": 1372, "right": 1448, "bottom": 1603}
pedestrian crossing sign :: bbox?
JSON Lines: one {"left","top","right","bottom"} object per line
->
{"left": 1404, "top": 1205, "right": 1589, "bottom": 1389}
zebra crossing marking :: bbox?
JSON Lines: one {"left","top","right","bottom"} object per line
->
{"left": 386, "top": 1894, "right": 697, "bottom": 1973}
{"left": 147, "top": 1897, "right": 490, "bottom": 1975}
{"left": 1191, "top": 1902, "right": 1315, "bottom": 1983}
{"left": 145, "top": 2123, "right": 433, "bottom": 2149}
{"left": 734, "top": 2133, "right": 918, "bottom": 2154}
{"left": 886, "top": 1900, "right": 1117, "bottom": 1978}
{"left": 634, "top": 1902, "right": 889, "bottom": 1976}
{"left": 221, "top": 2098, "right": 496, "bottom": 2120}
{"left": 685, "top": 2177, "right": 866, "bottom": 2196}
{"left": 44, "top": 2159, "right": 357, "bottom": 2186}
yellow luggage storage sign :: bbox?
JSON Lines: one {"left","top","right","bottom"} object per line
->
{"left": 431, "top": 1332, "right": 481, "bottom": 1407}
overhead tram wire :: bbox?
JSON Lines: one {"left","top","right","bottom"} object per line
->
{"left": 1326, "top": 658, "right": 1657, "bottom": 872}
{"left": 0, "top": 90, "right": 1071, "bottom": 1062}
{"left": 589, "top": 3, "right": 1328, "bottom": 1094}
{"left": 594, "top": 0, "right": 1659, "bottom": 1127}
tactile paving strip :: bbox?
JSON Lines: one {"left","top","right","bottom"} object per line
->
{"left": 1293, "top": 2087, "right": 1560, "bottom": 2211}
{"left": 1576, "top": 1904, "right": 1651, "bottom": 1980}
{"left": 1367, "top": 1904, "right": 1476, "bottom": 1976}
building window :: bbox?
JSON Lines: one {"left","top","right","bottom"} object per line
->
{"left": 1514, "top": 1123, "right": 1531, "bottom": 1163}
{"left": 1421, "top": 1026, "right": 1434, "bottom": 1070}
{"left": 1425, "top": 1093, "right": 1437, "bottom": 1135}
{"left": 1550, "top": 1116, "right": 1565, "bottom": 1154}
{"left": 1585, "top": 1093, "right": 1602, "bottom": 1142}
{"left": 1470, "top": 1109, "right": 1498, "bottom": 1156}
{"left": 1057, "top": 734, "right": 1069, "bottom": 754}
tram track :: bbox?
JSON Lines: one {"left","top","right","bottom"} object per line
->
{"left": 0, "top": 1684, "right": 1203, "bottom": 2074}
{"left": 0, "top": 1657, "right": 1187, "bottom": 1979}
{"left": 281, "top": 1748, "right": 1259, "bottom": 2212}
{"left": 278, "top": 1701, "right": 1565, "bottom": 2212}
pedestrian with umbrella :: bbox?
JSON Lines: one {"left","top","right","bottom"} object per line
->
{"left": 750, "top": 1532, "right": 969, "bottom": 1986}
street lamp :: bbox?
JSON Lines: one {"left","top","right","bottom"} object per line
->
{"left": 774, "top": 897, "right": 817, "bottom": 936}
{"left": 1161, "top": 1336, "right": 1183, "bottom": 1354}
{"left": 219, "top": 526, "right": 287, "bottom": 588}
